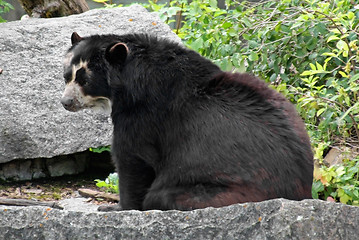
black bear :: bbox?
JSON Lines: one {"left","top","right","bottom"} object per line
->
{"left": 61, "top": 32, "right": 313, "bottom": 211}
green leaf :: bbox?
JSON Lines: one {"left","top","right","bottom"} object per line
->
{"left": 317, "top": 108, "right": 326, "bottom": 117}
{"left": 337, "top": 40, "right": 349, "bottom": 51}
{"left": 89, "top": 146, "right": 111, "bottom": 153}
{"left": 338, "top": 188, "right": 352, "bottom": 204}
{"left": 296, "top": 48, "right": 307, "bottom": 57}
{"left": 227, "top": 28, "right": 237, "bottom": 37}
{"left": 309, "top": 63, "right": 316, "bottom": 70}
{"left": 316, "top": 62, "right": 323, "bottom": 71}
{"left": 209, "top": 0, "right": 218, "bottom": 8}
{"left": 312, "top": 180, "right": 324, "bottom": 199}
{"left": 330, "top": 29, "right": 341, "bottom": 34}
{"left": 95, "top": 180, "right": 108, "bottom": 188}
{"left": 222, "top": 22, "right": 232, "bottom": 29}
{"left": 327, "top": 35, "right": 340, "bottom": 42}
{"left": 337, "top": 102, "right": 359, "bottom": 123}
{"left": 335, "top": 166, "right": 345, "bottom": 177}
{"left": 348, "top": 11, "right": 355, "bottom": 20}
{"left": 238, "top": 62, "right": 246, "bottom": 73}
{"left": 190, "top": 38, "right": 204, "bottom": 51}
{"left": 300, "top": 70, "right": 329, "bottom": 76}
{"left": 340, "top": 34, "right": 349, "bottom": 40}
{"left": 290, "top": 22, "right": 304, "bottom": 29}
{"left": 242, "top": 18, "right": 252, "bottom": 28}
{"left": 214, "top": 10, "right": 226, "bottom": 17}
{"left": 339, "top": 71, "right": 349, "bottom": 78}
{"left": 221, "top": 57, "right": 233, "bottom": 71}
{"left": 280, "top": 73, "right": 289, "bottom": 82}
{"left": 165, "top": 7, "right": 182, "bottom": 17}
{"left": 301, "top": 71, "right": 314, "bottom": 76}
{"left": 350, "top": 73, "right": 359, "bottom": 82}
{"left": 248, "top": 52, "right": 259, "bottom": 62}
{"left": 315, "top": 22, "right": 327, "bottom": 35}
{"left": 269, "top": 73, "right": 277, "bottom": 82}
{"left": 322, "top": 52, "right": 337, "bottom": 57}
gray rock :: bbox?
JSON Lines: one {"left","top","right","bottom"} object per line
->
{"left": 0, "top": 6, "right": 181, "bottom": 164}
{"left": 0, "top": 150, "right": 113, "bottom": 181}
{"left": 0, "top": 198, "right": 357, "bottom": 239}
{"left": 46, "top": 155, "right": 86, "bottom": 177}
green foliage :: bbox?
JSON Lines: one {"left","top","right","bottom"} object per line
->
{"left": 92, "top": 0, "right": 119, "bottom": 8}
{"left": 313, "top": 157, "right": 359, "bottom": 206}
{"left": 95, "top": 173, "right": 119, "bottom": 193}
{"left": 146, "top": 0, "right": 359, "bottom": 156}
{"left": 0, "top": 0, "right": 13, "bottom": 23}
{"left": 89, "top": 146, "right": 111, "bottom": 153}
{"left": 294, "top": 1, "right": 359, "bottom": 151}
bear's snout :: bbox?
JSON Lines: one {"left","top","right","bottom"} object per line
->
{"left": 61, "top": 96, "right": 77, "bottom": 112}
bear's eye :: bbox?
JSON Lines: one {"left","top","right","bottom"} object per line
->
{"left": 75, "top": 68, "right": 88, "bottom": 86}
{"left": 63, "top": 71, "right": 72, "bottom": 83}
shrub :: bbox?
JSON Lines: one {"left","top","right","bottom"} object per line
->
{"left": 89, "top": 145, "right": 111, "bottom": 153}
{"left": 147, "top": 0, "right": 359, "bottom": 154}
{"left": 313, "top": 157, "right": 359, "bottom": 205}
{"left": 0, "top": 0, "right": 13, "bottom": 23}
{"left": 95, "top": 173, "right": 119, "bottom": 193}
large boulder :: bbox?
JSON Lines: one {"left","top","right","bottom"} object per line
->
{"left": 0, "top": 6, "right": 180, "bottom": 164}
{"left": 0, "top": 198, "right": 357, "bottom": 239}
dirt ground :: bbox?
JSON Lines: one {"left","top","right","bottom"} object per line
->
{"left": 0, "top": 174, "right": 112, "bottom": 204}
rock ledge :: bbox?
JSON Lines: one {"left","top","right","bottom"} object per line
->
{"left": 0, "top": 198, "right": 357, "bottom": 239}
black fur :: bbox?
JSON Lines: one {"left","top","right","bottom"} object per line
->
{"left": 64, "top": 33, "right": 313, "bottom": 211}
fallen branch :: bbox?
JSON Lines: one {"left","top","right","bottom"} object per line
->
{"left": 0, "top": 198, "right": 63, "bottom": 210}
{"left": 78, "top": 188, "right": 119, "bottom": 202}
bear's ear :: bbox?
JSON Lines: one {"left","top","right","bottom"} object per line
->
{"left": 71, "top": 32, "right": 83, "bottom": 45}
{"left": 105, "top": 42, "right": 128, "bottom": 66}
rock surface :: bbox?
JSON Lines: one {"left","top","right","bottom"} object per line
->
{"left": 0, "top": 6, "right": 180, "bottom": 164}
{"left": 0, "top": 198, "right": 357, "bottom": 239}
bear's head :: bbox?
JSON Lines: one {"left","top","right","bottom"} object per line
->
{"left": 61, "top": 32, "right": 128, "bottom": 113}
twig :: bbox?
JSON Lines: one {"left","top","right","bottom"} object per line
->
{"left": 0, "top": 198, "right": 63, "bottom": 210}
{"left": 175, "top": 3, "right": 184, "bottom": 35}
{"left": 166, "top": 0, "right": 171, "bottom": 24}
{"left": 78, "top": 188, "right": 119, "bottom": 202}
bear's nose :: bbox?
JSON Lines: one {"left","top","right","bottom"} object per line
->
{"left": 61, "top": 97, "right": 74, "bottom": 109}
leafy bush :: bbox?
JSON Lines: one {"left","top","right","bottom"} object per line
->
{"left": 147, "top": 0, "right": 359, "bottom": 153}
{"left": 89, "top": 145, "right": 111, "bottom": 153}
{"left": 95, "top": 173, "right": 119, "bottom": 193}
{"left": 313, "top": 157, "right": 359, "bottom": 205}
{"left": 0, "top": 0, "right": 13, "bottom": 23}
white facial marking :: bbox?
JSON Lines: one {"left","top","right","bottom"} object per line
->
{"left": 62, "top": 60, "right": 111, "bottom": 114}
{"left": 71, "top": 59, "right": 89, "bottom": 81}
{"left": 89, "top": 97, "right": 112, "bottom": 114}
{"left": 63, "top": 52, "right": 74, "bottom": 68}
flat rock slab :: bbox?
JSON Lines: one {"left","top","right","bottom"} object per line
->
{"left": 0, "top": 198, "right": 357, "bottom": 239}
{"left": 0, "top": 6, "right": 180, "bottom": 163}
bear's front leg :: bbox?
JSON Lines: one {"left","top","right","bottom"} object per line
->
{"left": 98, "top": 155, "right": 156, "bottom": 211}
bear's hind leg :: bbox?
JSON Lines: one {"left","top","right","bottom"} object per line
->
{"left": 143, "top": 183, "right": 251, "bottom": 211}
